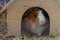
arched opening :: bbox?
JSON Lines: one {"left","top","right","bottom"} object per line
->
{"left": 21, "top": 7, "right": 50, "bottom": 37}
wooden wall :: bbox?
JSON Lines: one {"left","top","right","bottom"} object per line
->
{"left": 7, "top": 0, "right": 60, "bottom": 36}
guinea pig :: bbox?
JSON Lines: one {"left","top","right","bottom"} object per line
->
{"left": 21, "top": 7, "right": 50, "bottom": 37}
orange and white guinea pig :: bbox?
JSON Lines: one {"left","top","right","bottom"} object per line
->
{"left": 21, "top": 7, "right": 50, "bottom": 37}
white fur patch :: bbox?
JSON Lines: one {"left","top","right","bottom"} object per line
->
{"left": 38, "top": 10, "right": 46, "bottom": 25}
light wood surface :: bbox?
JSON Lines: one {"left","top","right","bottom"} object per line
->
{"left": 7, "top": 0, "right": 60, "bottom": 38}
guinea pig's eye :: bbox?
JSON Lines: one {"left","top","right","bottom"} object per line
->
{"left": 34, "top": 15, "right": 36, "bottom": 17}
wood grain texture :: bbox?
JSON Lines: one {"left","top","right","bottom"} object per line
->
{"left": 7, "top": 0, "right": 60, "bottom": 39}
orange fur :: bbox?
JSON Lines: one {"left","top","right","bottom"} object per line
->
{"left": 24, "top": 9, "right": 39, "bottom": 31}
